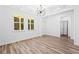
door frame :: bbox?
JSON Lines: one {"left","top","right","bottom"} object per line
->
{"left": 60, "top": 16, "right": 69, "bottom": 37}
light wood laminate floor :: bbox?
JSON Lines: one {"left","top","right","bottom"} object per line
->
{"left": 0, "top": 35, "right": 79, "bottom": 54}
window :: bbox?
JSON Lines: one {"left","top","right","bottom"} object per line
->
{"left": 28, "top": 19, "right": 34, "bottom": 30}
{"left": 14, "top": 16, "right": 24, "bottom": 30}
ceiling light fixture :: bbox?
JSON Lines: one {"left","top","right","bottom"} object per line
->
{"left": 36, "top": 5, "right": 46, "bottom": 16}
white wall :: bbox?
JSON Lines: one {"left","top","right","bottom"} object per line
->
{"left": 43, "top": 14, "right": 60, "bottom": 37}
{"left": 74, "top": 6, "right": 79, "bottom": 45}
{"left": 0, "top": 6, "right": 42, "bottom": 46}
{"left": 43, "top": 10, "right": 74, "bottom": 38}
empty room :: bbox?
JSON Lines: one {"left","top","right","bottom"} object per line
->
{"left": 0, "top": 5, "right": 79, "bottom": 54}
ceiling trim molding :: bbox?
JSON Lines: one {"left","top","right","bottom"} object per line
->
{"left": 43, "top": 8, "right": 74, "bottom": 17}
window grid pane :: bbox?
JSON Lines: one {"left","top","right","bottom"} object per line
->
{"left": 14, "top": 23, "right": 20, "bottom": 30}
{"left": 31, "top": 20, "right": 34, "bottom": 23}
{"left": 28, "top": 19, "right": 34, "bottom": 30}
{"left": 28, "top": 24, "right": 30, "bottom": 30}
{"left": 28, "top": 19, "right": 30, "bottom": 23}
{"left": 31, "top": 24, "right": 34, "bottom": 30}
{"left": 21, "top": 23, "right": 24, "bottom": 30}
{"left": 21, "top": 18, "right": 24, "bottom": 22}
{"left": 14, "top": 16, "right": 24, "bottom": 30}
{"left": 14, "top": 17, "right": 19, "bottom": 22}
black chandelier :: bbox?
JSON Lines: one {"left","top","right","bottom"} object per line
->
{"left": 36, "top": 5, "right": 46, "bottom": 16}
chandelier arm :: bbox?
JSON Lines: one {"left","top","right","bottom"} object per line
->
{"left": 36, "top": 5, "right": 46, "bottom": 16}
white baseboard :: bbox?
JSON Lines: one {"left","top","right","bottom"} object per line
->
{"left": 0, "top": 34, "right": 42, "bottom": 46}
{"left": 74, "top": 40, "right": 79, "bottom": 46}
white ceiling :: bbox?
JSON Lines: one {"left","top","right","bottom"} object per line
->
{"left": 7, "top": 5, "right": 73, "bottom": 16}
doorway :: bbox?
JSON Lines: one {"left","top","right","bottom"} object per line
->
{"left": 60, "top": 21, "right": 68, "bottom": 37}
{"left": 60, "top": 17, "right": 69, "bottom": 38}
